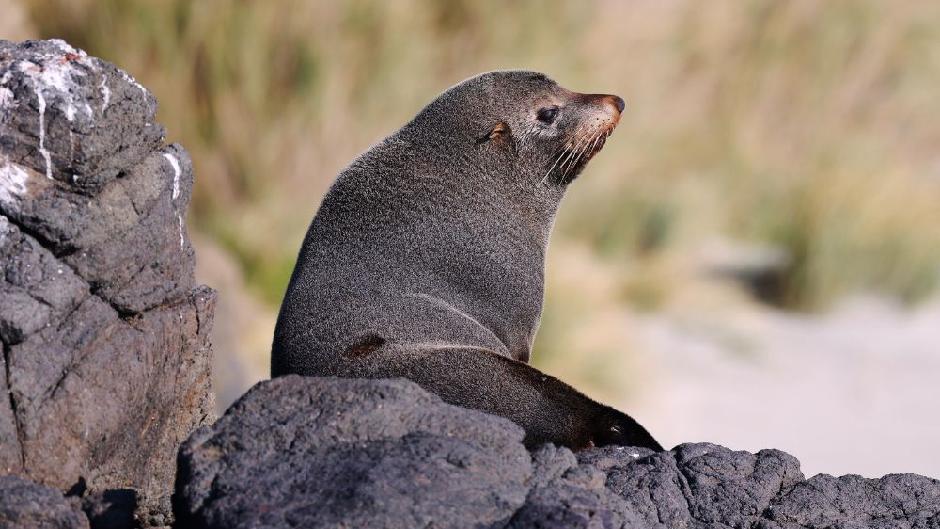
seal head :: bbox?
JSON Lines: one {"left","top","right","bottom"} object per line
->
{"left": 407, "top": 71, "right": 625, "bottom": 191}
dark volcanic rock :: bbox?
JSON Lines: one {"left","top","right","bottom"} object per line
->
{"left": 0, "top": 474, "right": 89, "bottom": 529}
{"left": 507, "top": 444, "right": 644, "bottom": 529}
{"left": 1, "top": 39, "right": 215, "bottom": 526}
{"left": 174, "top": 376, "right": 532, "bottom": 529}
{"left": 761, "top": 472, "right": 940, "bottom": 529}
{"left": 0, "top": 40, "right": 163, "bottom": 190}
{"left": 176, "top": 376, "right": 940, "bottom": 529}
{"left": 80, "top": 489, "right": 139, "bottom": 529}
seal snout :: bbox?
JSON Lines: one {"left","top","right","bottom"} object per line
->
{"left": 605, "top": 95, "right": 625, "bottom": 114}
{"left": 595, "top": 94, "right": 625, "bottom": 126}
{"left": 575, "top": 93, "right": 625, "bottom": 152}
{"left": 575, "top": 93, "right": 625, "bottom": 121}
{"left": 546, "top": 90, "right": 627, "bottom": 184}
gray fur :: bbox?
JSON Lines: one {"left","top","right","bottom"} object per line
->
{"left": 272, "top": 71, "right": 661, "bottom": 451}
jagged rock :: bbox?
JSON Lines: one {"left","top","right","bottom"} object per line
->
{"left": 507, "top": 444, "right": 644, "bottom": 529}
{"left": 761, "top": 473, "right": 940, "bottom": 528}
{"left": 0, "top": 40, "right": 163, "bottom": 190}
{"left": 0, "top": 474, "right": 89, "bottom": 529}
{"left": 174, "top": 376, "right": 532, "bottom": 529}
{"left": 175, "top": 376, "right": 940, "bottom": 529}
{"left": 0, "top": 39, "right": 215, "bottom": 526}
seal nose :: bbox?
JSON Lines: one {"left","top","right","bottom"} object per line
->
{"left": 606, "top": 95, "right": 625, "bottom": 113}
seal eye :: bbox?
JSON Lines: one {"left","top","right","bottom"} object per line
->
{"left": 537, "top": 106, "right": 559, "bottom": 124}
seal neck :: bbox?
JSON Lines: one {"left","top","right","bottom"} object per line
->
{"left": 395, "top": 129, "right": 567, "bottom": 251}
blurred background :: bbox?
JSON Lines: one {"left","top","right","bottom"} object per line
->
{"left": 4, "top": 0, "right": 938, "bottom": 478}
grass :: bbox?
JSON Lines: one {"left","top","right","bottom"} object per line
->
{"left": 15, "top": 0, "right": 940, "bottom": 315}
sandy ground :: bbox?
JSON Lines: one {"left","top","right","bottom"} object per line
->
{"left": 630, "top": 295, "right": 940, "bottom": 479}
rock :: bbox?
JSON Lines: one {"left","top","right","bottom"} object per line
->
{"left": 174, "top": 376, "right": 532, "bottom": 529}
{"left": 176, "top": 376, "right": 940, "bottom": 529}
{"left": 0, "top": 474, "right": 89, "bottom": 529}
{"left": 508, "top": 444, "right": 643, "bottom": 529}
{"left": 0, "top": 39, "right": 215, "bottom": 525}
{"left": 761, "top": 472, "right": 940, "bottom": 529}
{"left": 0, "top": 40, "right": 163, "bottom": 190}
{"left": 80, "top": 489, "right": 138, "bottom": 529}
{"left": 584, "top": 443, "right": 804, "bottom": 528}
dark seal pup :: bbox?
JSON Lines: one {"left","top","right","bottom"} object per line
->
{"left": 272, "top": 71, "right": 662, "bottom": 451}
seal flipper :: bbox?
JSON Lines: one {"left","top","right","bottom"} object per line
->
{"left": 319, "top": 343, "right": 663, "bottom": 452}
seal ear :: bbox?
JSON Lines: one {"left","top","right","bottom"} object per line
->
{"left": 478, "top": 121, "right": 512, "bottom": 146}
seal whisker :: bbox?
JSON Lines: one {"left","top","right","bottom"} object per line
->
{"left": 564, "top": 130, "right": 601, "bottom": 179}
{"left": 561, "top": 142, "right": 586, "bottom": 179}
{"left": 549, "top": 127, "right": 592, "bottom": 184}
{"left": 586, "top": 134, "right": 601, "bottom": 157}
{"left": 558, "top": 147, "right": 579, "bottom": 173}
{"left": 573, "top": 136, "right": 600, "bottom": 177}
{"left": 541, "top": 149, "right": 570, "bottom": 185}
{"left": 544, "top": 136, "right": 582, "bottom": 184}
{"left": 555, "top": 145, "right": 580, "bottom": 178}
{"left": 572, "top": 130, "right": 605, "bottom": 174}
{"left": 589, "top": 133, "right": 603, "bottom": 155}
{"left": 559, "top": 132, "right": 592, "bottom": 173}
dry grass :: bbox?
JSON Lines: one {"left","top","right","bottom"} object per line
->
{"left": 12, "top": 1, "right": 940, "bottom": 390}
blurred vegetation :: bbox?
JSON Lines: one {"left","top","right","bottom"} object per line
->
{"left": 15, "top": 0, "right": 940, "bottom": 316}
{"left": 21, "top": 0, "right": 595, "bottom": 304}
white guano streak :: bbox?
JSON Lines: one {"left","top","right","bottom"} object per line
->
{"left": 163, "top": 152, "right": 181, "bottom": 200}
{"left": 0, "top": 157, "right": 29, "bottom": 206}
{"left": 0, "top": 215, "right": 9, "bottom": 246}
{"left": 163, "top": 152, "right": 185, "bottom": 248}
{"left": 99, "top": 76, "right": 111, "bottom": 110}
{"left": 35, "top": 87, "right": 52, "bottom": 179}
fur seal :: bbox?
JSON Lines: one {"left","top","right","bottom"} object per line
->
{"left": 272, "top": 71, "right": 662, "bottom": 451}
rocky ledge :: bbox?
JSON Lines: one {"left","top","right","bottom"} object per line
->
{"left": 1, "top": 39, "right": 214, "bottom": 527}
{"left": 173, "top": 376, "right": 940, "bottom": 529}
{"left": 1, "top": 39, "right": 938, "bottom": 529}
